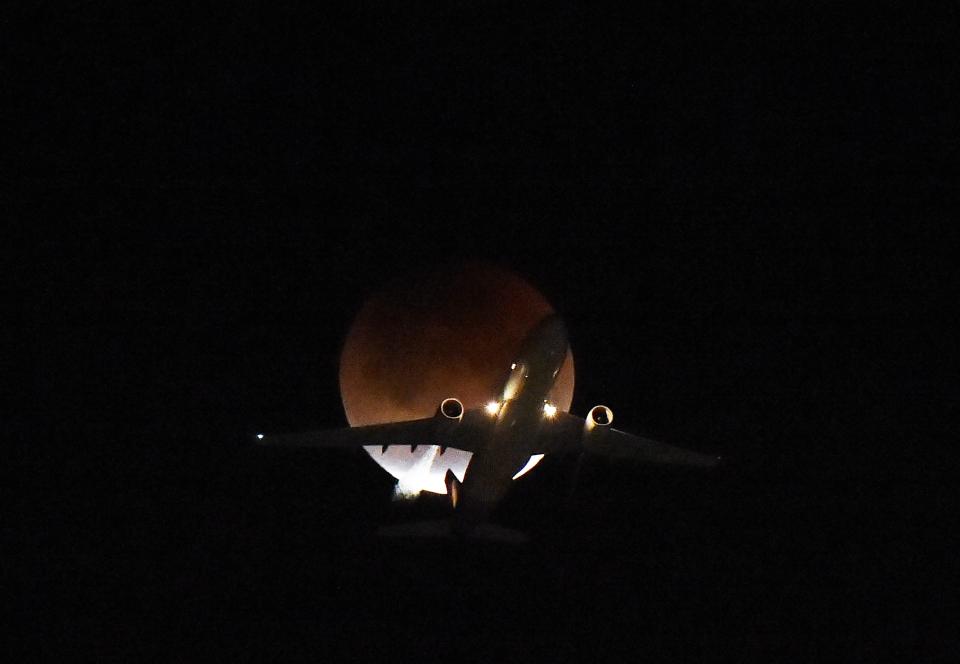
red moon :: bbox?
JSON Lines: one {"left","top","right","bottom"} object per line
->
{"left": 338, "top": 262, "right": 574, "bottom": 494}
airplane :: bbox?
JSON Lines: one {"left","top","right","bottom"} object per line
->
{"left": 254, "top": 314, "right": 721, "bottom": 540}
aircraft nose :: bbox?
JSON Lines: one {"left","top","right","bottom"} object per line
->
{"left": 534, "top": 314, "right": 568, "bottom": 352}
{"left": 517, "top": 313, "right": 569, "bottom": 366}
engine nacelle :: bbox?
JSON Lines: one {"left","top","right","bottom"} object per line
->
{"left": 585, "top": 405, "right": 614, "bottom": 430}
{"left": 437, "top": 397, "right": 464, "bottom": 422}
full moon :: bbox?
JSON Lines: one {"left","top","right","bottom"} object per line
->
{"left": 339, "top": 262, "right": 575, "bottom": 495}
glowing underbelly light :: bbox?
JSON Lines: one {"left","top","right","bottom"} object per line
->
{"left": 512, "top": 454, "right": 545, "bottom": 480}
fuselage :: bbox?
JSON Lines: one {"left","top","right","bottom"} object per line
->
{"left": 453, "top": 314, "right": 569, "bottom": 530}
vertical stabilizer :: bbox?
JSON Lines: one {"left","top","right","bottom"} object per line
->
{"left": 444, "top": 469, "right": 462, "bottom": 508}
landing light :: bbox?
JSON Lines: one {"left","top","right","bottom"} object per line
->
{"left": 485, "top": 401, "right": 500, "bottom": 415}
{"left": 543, "top": 403, "right": 557, "bottom": 418}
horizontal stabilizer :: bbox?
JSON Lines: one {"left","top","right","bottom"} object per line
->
{"left": 467, "top": 523, "right": 529, "bottom": 544}
{"left": 377, "top": 520, "right": 453, "bottom": 539}
{"left": 376, "top": 520, "right": 529, "bottom": 545}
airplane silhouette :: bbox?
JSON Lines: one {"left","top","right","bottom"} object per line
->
{"left": 255, "top": 314, "right": 721, "bottom": 540}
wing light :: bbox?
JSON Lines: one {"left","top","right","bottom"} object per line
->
{"left": 485, "top": 400, "right": 500, "bottom": 415}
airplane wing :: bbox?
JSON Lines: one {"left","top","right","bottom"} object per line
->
{"left": 537, "top": 412, "right": 721, "bottom": 468}
{"left": 253, "top": 408, "right": 494, "bottom": 454}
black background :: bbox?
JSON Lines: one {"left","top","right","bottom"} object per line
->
{"left": 11, "top": 3, "right": 957, "bottom": 661}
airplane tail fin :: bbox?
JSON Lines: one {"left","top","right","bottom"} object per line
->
{"left": 444, "top": 469, "right": 462, "bottom": 509}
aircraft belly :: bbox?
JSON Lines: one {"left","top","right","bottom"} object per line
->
{"left": 455, "top": 395, "right": 546, "bottom": 523}
{"left": 457, "top": 444, "right": 529, "bottom": 517}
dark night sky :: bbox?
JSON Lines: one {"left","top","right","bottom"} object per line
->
{"left": 10, "top": 3, "right": 958, "bottom": 661}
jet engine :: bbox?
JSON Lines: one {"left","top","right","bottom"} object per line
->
{"left": 433, "top": 398, "right": 465, "bottom": 454}
{"left": 586, "top": 405, "right": 614, "bottom": 430}
{"left": 437, "top": 397, "right": 464, "bottom": 422}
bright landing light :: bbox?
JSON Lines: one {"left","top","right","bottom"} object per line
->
{"left": 542, "top": 403, "right": 557, "bottom": 418}
{"left": 485, "top": 401, "right": 500, "bottom": 415}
